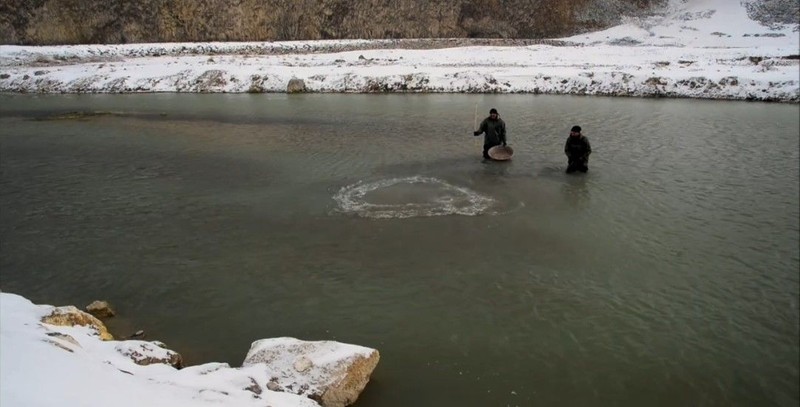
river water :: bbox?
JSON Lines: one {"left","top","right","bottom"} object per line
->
{"left": 1, "top": 94, "right": 798, "bottom": 406}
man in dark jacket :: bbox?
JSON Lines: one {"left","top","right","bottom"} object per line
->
{"left": 564, "top": 125, "right": 591, "bottom": 173}
{"left": 473, "top": 108, "right": 507, "bottom": 160}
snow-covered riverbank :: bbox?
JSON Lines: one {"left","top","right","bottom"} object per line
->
{"left": 0, "top": 0, "right": 797, "bottom": 101}
{"left": 0, "top": 292, "right": 379, "bottom": 407}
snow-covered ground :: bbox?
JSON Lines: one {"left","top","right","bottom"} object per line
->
{"left": 0, "top": 292, "right": 378, "bottom": 407}
{"left": 0, "top": 0, "right": 797, "bottom": 101}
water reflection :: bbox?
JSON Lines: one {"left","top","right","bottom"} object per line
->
{"left": 480, "top": 159, "right": 511, "bottom": 177}
{"left": 561, "top": 174, "right": 591, "bottom": 208}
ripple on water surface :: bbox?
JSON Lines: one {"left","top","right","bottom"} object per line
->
{"left": 333, "top": 176, "right": 495, "bottom": 219}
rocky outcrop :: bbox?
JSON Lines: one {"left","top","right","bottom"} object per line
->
{"left": 3, "top": 292, "right": 336, "bottom": 407}
{"left": 27, "top": 299, "right": 379, "bottom": 406}
{"left": 41, "top": 305, "right": 114, "bottom": 341}
{"left": 243, "top": 337, "right": 380, "bottom": 407}
{"left": 0, "top": 0, "right": 667, "bottom": 45}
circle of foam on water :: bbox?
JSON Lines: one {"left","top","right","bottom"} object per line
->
{"left": 334, "top": 176, "right": 494, "bottom": 219}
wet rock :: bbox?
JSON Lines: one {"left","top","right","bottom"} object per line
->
{"left": 85, "top": 300, "right": 115, "bottom": 318}
{"left": 41, "top": 306, "right": 114, "bottom": 341}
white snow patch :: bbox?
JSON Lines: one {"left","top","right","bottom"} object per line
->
{"left": 0, "top": 0, "right": 796, "bottom": 101}
{"left": 0, "top": 292, "right": 323, "bottom": 407}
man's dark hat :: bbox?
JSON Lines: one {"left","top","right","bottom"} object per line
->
{"left": 571, "top": 125, "right": 582, "bottom": 132}
{"left": 490, "top": 108, "right": 498, "bottom": 114}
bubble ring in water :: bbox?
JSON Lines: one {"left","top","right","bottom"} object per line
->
{"left": 333, "top": 176, "right": 494, "bottom": 219}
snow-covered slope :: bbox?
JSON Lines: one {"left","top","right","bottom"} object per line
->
{"left": 0, "top": 0, "right": 796, "bottom": 99}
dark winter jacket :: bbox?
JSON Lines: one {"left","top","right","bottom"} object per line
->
{"left": 565, "top": 135, "right": 591, "bottom": 161}
{"left": 474, "top": 117, "right": 507, "bottom": 146}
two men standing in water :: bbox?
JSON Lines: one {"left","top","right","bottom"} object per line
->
{"left": 472, "top": 108, "right": 592, "bottom": 173}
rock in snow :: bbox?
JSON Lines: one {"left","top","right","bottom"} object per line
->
{"left": 243, "top": 337, "right": 380, "bottom": 407}
{"left": 41, "top": 305, "right": 115, "bottom": 341}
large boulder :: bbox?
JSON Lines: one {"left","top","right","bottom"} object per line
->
{"left": 115, "top": 340, "right": 184, "bottom": 369}
{"left": 287, "top": 78, "right": 307, "bottom": 93}
{"left": 41, "top": 306, "right": 114, "bottom": 341}
{"left": 242, "top": 337, "right": 379, "bottom": 407}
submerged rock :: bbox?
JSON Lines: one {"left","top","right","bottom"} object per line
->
{"left": 85, "top": 300, "right": 115, "bottom": 318}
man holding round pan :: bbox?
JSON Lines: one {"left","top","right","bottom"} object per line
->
{"left": 473, "top": 108, "right": 507, "bottom": 160}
